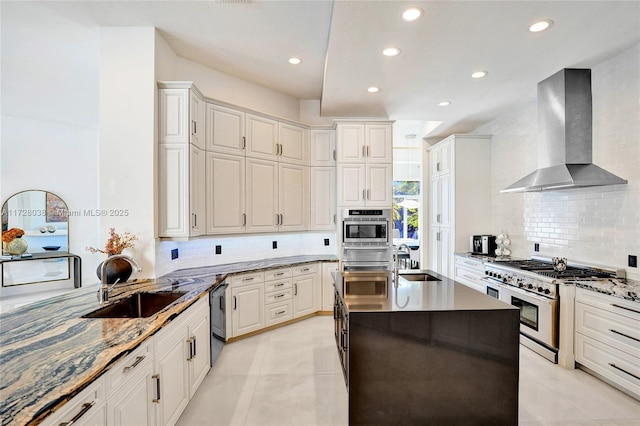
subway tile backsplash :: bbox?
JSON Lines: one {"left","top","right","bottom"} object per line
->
{"left": 473, "top": 44, "right": 639, "bottom": 278}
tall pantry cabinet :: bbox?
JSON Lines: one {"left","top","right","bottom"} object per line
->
{"left": 427, "top": 135, "right": 492, "bottom": 278}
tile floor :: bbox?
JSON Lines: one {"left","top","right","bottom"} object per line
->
{"left": 177, "top": 316, "right": 640, "bottom": 426}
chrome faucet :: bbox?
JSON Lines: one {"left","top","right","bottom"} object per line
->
{"left": 99, "top": 254, "right": 141, "bottom": 303}
{"left": 394, "top": 244, "right": 410, "bottom": 287}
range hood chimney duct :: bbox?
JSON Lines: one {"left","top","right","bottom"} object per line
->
{"left": 501, "top": 68, "right": 627, "bottom": 193}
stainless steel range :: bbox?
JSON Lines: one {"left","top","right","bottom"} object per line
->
{"left": 485, "top": 258, "right": 614, "bottom": 363}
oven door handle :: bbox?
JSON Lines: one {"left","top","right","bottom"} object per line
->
{"left": 343, "top": 246, "right": 391, "bottom": 250}
{"left": 500, "top": 284, "right": 555, "bottom": 304}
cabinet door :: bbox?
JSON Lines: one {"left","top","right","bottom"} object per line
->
{"left": 279, "top": 123, "right": 308, "bottom": 165}
{"left": 366, "top": 164, "right": 392, "bottom": 207}
{"left": 246, "top": 158, "right": 278, "bottom": 233}
{"left": 188, "top": 310, "right": 211, "bottom": 398}
{"left": 155, "top": 325, "right": 190, "bottom": 426}
{"left": 107, "top": 363, "right": 155, "bottom": 426}
{"left": 278, "top": 163, "right": 309, "bottom": 231}
{"left": 159, "top": 88, "right": 189, "bottom": 144}
{"left": 205, "top": 103, "right": 245, "bottom": 154}
{"left": 189, "top": 145, "right": 206, "bottom": 236}
{"left": 189, "top": 90, "right": 205, "bottom": 150}
{"left": 310, "top": 129, "right": 335, "bottom": 166}
{"left": 246, "top": 114, "right": 278, "bottom": 160}
{"left": 429, "top": 141, "right": 451, "bottom": 177}
{"left": 322, "top": 262, "right": 339, "bottom": 311}
{"left": 293, "top": 275, "right": 316, "bottom": 318}
{"left": 429, "top": 227, "right": 451, "bottom": 278}
{"left": 337, "top": 163, "right": 366, "bottom": 206}
{"left": 310, "top": 167, "right": 336, "bottom": 230}
{"left": 231, "top": 283, "right": 265, "bottom": 336}
{"left": 206, "top": 153, "right": 246, "bottom": 234}
{"left": 430, "top": 175, "right": 451, "bottom": 228}
{"left": 337, "top": 124, "right": 365, "bottom": 162}
{"left": 158, "top": 144, "right": 189, "bottom": 237}
{"left": 365, "top": 124, "right": 392, "bottom": 163}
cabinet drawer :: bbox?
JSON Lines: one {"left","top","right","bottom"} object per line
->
{"left": 230, "top": 271, "right": 265, "bottom": 287}
{"left": 576, "top": 288, "right": 640, "bottom": 321}
{"left": 106, "top": 340, "right": 153, "bottom": 395}
{"left": 265, "top": 301, "right": 293, "bottom": 326}
{"left": 454, "top": 265, "right": 486, "bottom": 292}
{"left": 575, "top": 333, "right": 640, "bottom": 398}
{"left": 575, "top": 302, "right": 640, "bottom": 357}
{"left": 292, "top": 263, "right": 318, "bottom": 277}
{"left": 264, "top": 267, "right": 292, "bottom": 281}
{"left": 454, "top": 256, "right": 485, "bottom": 274}
{"left": 265, "top": 288, "right": 293, "bottom": 305}
{"left": 265, "top": 278, "right": 292, "bottom": 293}
{"left": 41, "top": 378, "right": 106, "bottom": 426}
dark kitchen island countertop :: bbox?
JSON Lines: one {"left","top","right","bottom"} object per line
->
{"left": 334, "top": 269, "right": 521, "bottom": 425}
{"left": 0, "top": 255, "right": 337, "bottom": 426}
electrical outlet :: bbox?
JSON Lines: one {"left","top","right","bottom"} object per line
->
{"left": 215, "top": 245, "right": 222, "bottom": 255}
{"left": 324, "top": 238, "right": 330, "bottom": 246}
{"left": 171, "top": 248, "right": 179, "bottom": 260}
{"left": 272, "top": 241, "right": 278, "bottom": 249}
{"left": 629, "top": 255, "right": 637, "bottom": 268}
{"left": 534, "top": 243, "right": 540, "bottom": 252}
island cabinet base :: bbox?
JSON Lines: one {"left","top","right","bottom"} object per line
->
{"left": 347, "top": 310, "right": 520, "bottom": 425}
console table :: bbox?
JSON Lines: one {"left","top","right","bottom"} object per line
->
{"left": 0, "top": 252, "right": 82, "bottom": 288}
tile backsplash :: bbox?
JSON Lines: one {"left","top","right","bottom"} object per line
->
{"left": 155, "top": 232, "right": 337, "bottom": 277}
{"left": 473, "top": 44, "right": 639, "bottom": 278}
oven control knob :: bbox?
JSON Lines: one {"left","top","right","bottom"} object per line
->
{"left": 485, "top": 270, "right": 489, "bottom": 275}
{"left": 518, "top": 280, "right": 524, "bottom": 287}
{"left": 544, "top": 288, "right": 551, "bottom": 295}
{"left": 527, "top": 284, "right": 533, "bottom": 289}
{"left": 502, "top": 277, "right": 507, "bottom": 283}
{"left": 537, "top": 286, "right": 544, "bottom": 292}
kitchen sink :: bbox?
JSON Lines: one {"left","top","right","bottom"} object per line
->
{"left": 82, "top": 291, "right": 187, "bottom": 319}
{"left": 398, "top": 272, "right": 440, "bottom": 282}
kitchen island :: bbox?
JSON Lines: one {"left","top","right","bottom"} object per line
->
{"left": 334, "top": 269, "right": 520, "bottom": 425}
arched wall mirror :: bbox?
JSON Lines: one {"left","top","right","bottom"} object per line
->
{"left": 1, "top": 190, "right": 71, "bottom": 286}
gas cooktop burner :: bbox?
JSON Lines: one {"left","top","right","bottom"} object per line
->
{"left": 493, "top": 259, "right": 614, "bottom": 279}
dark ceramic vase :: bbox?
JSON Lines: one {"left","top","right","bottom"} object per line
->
{"left": 96, "top": 257, "right": 133, "bottom": 284}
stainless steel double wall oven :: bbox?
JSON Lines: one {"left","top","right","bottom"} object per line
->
{"left": 341, "top": 208, "right": 392, "bottom": 271}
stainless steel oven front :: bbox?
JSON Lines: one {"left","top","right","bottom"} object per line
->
{"left": 342, "top": 209, "right": 390, "bottom": 245}
{"left": 499, "top": 285, "right": 558, "bottom": 352}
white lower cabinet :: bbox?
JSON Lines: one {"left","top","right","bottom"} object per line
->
{"left": 41, "top": 379, "right": 106, "bottom": 426}
{"left": 264, "top": 267, "right": 293, "bottom": 327}
{"left": 106, "top": 341, "right": 155, "bottom": 426}
{"left": 321, "top": 262, "right": 339, "bottom": 311}
{"left": 230, "top": 272, "right": 265, "bottom": 337}
{"left": 154, "top": 296, "right": 210, "bottom": 426}
{"left": 453, "top": 255, "right": 486, "bottom": 293}
{"left": 292, "top": 264, "right": 320, "bottom": 318}
{"left": 575, "top": 288, "right": 640, "bottom": 399}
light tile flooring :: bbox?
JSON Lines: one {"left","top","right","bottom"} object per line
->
{"left": 177, "top": 316, "right": 640, "bottom": 426}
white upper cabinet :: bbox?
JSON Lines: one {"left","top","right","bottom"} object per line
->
{"left": 246, "top": 114, "right": 278, "bottom": 160}
{"left": 337, "top": 163, "right": 366, "bottom": 206}
{"left": 205, "top": 103, "right": 245, "bottom": 155}
{"left": 337, "top": 124, "right": 366, "bottom": 162}
{"left": 366, "top": 163, "right": 393, "bottom": 205}
{"left": 246, "top": 158, "right": 279, "bottom": 233}
{"left": 158, "top": 83, "right": 204, "bottom": 149}
{"left": 365, "top": 124, "right": 393, "bottom": 163}
{"left": 278, "top": 123, "right": 308, "bottom": 165}
{"left": 429, "top": 140, "right": 451, "bottom": 177}
{"left": 278, "top": 163, "right": 309, "bottom": 231}
{"left": 189, "top": 145, "right": 206, "bottom": 236}
{"left": 206, "top": 152, "right": 246, "bottom": 234}
{"left": 310, "top": 129, "right": 336, "bottom": 166}
{"left": 310, "top": 167, "right": 336, "bottom": 230}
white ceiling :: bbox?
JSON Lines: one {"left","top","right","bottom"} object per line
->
{"left": 4, "top": 1, "right": 639, "bottom": 139}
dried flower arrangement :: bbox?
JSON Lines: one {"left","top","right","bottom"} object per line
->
{"left": 2, "top": 228, "right": 25, "bottom": 243}
{"left": 86, "top": 228, "right": 137, "bottom": 256}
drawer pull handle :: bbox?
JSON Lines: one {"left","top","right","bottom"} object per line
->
{"left": 276, "top": 310, "right": 286, "bottom": 315}
{"left": 58, "top": 401, "right": 96, "bottom": 426}
{"left": 608, "top": 363, "right": 640, "bottom": 381}
{"left": 301, "top": 268, "right": 310, "bottom": 272}
{"left": 611, "top": 303, "right": 640, "bottom": 315}
{"left": 275, "top": 283, "right": 285, "bottom": 287}
{"left": 274, "top": 272, "right": 285, "bottom": 276}
{"left": 123, "top": 355, "right": 146, "bottom": 373}
{"left": 152, "top": 374, "right": 161, "bottom": 403}
{"left": 275, "top": 294, "right": 285, "bottom": 298}
{"left": 609, "top": 329, "right": 640, "bottom": 343}
{"left": 242, "top": 277, "right": 255, "bottom": 282}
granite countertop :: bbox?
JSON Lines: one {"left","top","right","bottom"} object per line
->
{"left": 0, "top": 255, "right": 337, "bottom": 426}
{"left": 335, "top": 270, "right": 516, "bottom": 313}
{"left": 567, "top": 277, "right": 640, "bottom": 303}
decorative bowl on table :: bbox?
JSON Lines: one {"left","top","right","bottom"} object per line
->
{"left": 42, "top": 246, "right": 61, "bottom": 251}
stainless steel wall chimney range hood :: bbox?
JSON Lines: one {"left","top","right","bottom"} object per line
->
{"left": 501, "top": 68, "right": 627, "bottom": 193}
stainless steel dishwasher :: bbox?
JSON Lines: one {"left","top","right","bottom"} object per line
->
{"left": 209, "top": 282, "right": 228, "bottom": 366}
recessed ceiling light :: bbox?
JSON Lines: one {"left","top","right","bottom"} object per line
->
{"left": 288, "top": 57, "right": 302, "bottom": 65}
{"left": 471, "top": 71, "right": 488, "bottom": 79}
{"left": 382, "top": 47, "right": 401, "bottom": 57}
{"left": 402, "top": 7, "right": 423, "bottom": 22}
{"left": 367, "top": 87, "right": 380, "bottom": 93}
{"left": 438, "top": 101, "right": 451, "bottom": 107}
{"left": 529, "top": 19, "right": 553, "bottom": 33}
